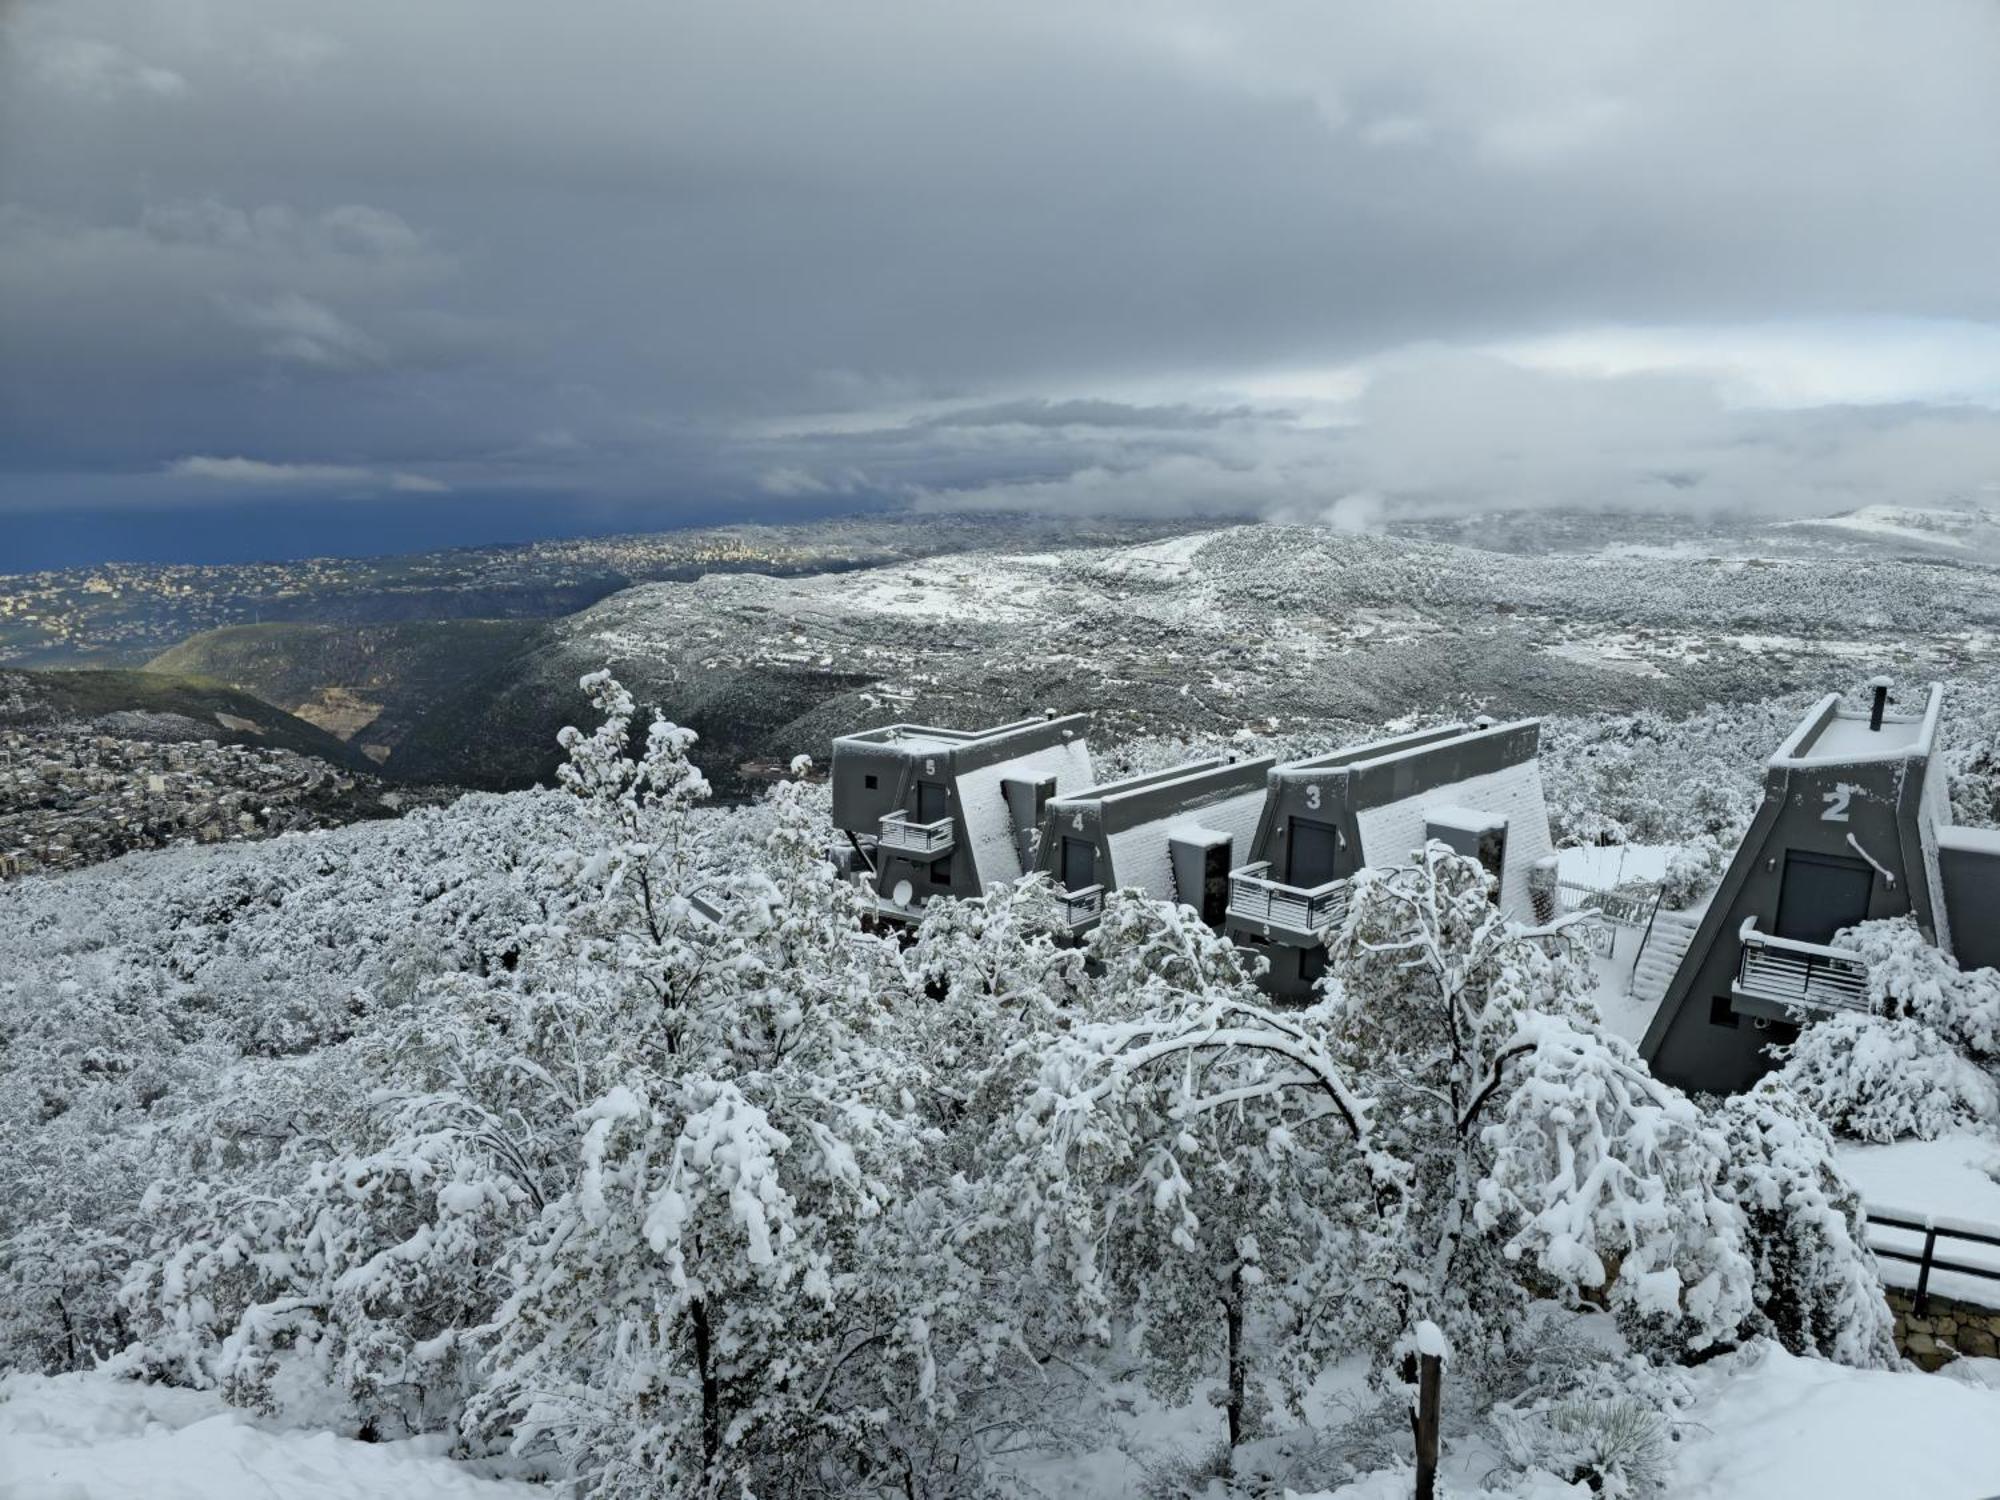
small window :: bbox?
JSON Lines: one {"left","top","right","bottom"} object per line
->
{"left": 1708, "top": 994, "right": 1739, "bottom": 1029}
{"left": 930, "top": 858, "right": 952, "bottom": 886}
{"left": 864, "top": 773, "right": 878, "bottom": 790}
{"left": 1301, "top": 944, "right": 1329, "bottom": 988}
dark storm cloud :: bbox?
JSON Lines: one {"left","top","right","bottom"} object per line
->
{"left": 4, "top": 0, "right": 2000, "bottom": 555}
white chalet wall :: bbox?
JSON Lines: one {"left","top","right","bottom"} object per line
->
{"left": 1353, "top": 759, "right": 1554, "bottom": 915}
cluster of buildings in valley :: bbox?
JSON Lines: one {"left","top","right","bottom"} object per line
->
{"left": 1, "top": 515, "right": 1142, "bottom": 667}
{"left": 827, "top": 677, "right": 2000, "bottom": 1096}
{"left": 0, "top": 729, "right": 418, "bottom": 879}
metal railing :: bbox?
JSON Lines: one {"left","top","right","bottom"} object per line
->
{"left": 1733, "top": 917, "right": 1871, "bottom": 1013}
{"left": 1556, "top": 879, "right": 1659, "bottom": 929}
{"left": 1226, "top": 861, "right": 1349, "bottom": 935}
{"left": 878, "top": 811, "right": 955, "bottom": 856}
{"left": 1056, "top": 883, "right": 1105, "bottom": 932}
{"left": 1866, "top": 1207, "right": 2000, "bottom": 1316}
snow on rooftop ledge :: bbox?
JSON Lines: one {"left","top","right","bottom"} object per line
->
{"left": 1770, "top": 684, "right": 1941, "bottom": 768}
{"left": 1939, "top": 825, "right": 2000, "bottom": 856}
{"left": 1425, "top": 804, "right": 1508, "bottom": 834}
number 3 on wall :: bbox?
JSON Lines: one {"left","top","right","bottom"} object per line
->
{"left": 1305, "top": 785, "right": 1321, "bottom": 811}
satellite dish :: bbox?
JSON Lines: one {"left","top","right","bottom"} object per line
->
{"left": 891, "top": 879, "right": 914, "bottom": 908}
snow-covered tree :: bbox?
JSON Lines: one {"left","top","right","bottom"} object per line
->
{"left": 1711, "top": 1084, "right": 1896, "bottom": 1367}
{"left": 1773, "top": 918, "right": 2000, "bottom": 1143}
{"left": 1013, "top": 844, "right": 1764, "bottom": 1493}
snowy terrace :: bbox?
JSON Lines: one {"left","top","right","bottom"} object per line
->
{"left": 1770, "top": 681, "right": 1942, "bottom": 768}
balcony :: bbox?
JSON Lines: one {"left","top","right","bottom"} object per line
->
{"left": 878, "top": 811, "right": 955, "bottom": 858}
{"left": 1731, "top": 917, "right": 1871, "bottom": 1019}
{"left": 1055, "top": 883, "right": 1105, "bottom": 935}
{"left": 1226, "top": 861, "right": 1349, "bottom": 945}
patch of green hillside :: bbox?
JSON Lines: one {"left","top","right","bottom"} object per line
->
{"left": 147, "top": 620, "right": 548, "bottom": 764}
{"left": 0, "top": 668, "right": 378, "bottom": 770}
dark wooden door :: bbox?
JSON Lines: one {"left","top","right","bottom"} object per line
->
{"left": 1288, "top": 818, "right": 1342, "bottom": 887}
{"left": 1775, "top": 850, "right": 1873, "bottom": 946}
{"left": 1062, "top": 836, "right": 1098, "bottom": 891}
{"left": 916, "top": 781, "right": 949, "bottom": 823}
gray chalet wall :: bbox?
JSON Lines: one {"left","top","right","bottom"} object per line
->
{"left": 1641, "top": 687, "right": 1947, "bottom": 1096}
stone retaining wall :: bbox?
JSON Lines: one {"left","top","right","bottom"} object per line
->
{"left": 1887, "top": 1288, "right": 2000, "bottom": 1370}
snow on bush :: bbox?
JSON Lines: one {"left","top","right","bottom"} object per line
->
{"left": 0, "top": 674, "right": 1919, "bottom": 1496}
{"left": 1770, "top": 920, "right": 2000, "bottom": 1145}
{"left": 1773, "top": 1012, "right": 1996, "bottom": 1143}
{"left": 1710, "top": 1085, "right": 1896, "bottom": 1368}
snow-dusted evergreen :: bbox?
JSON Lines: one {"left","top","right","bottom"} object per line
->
{"left": 0, "top": 675, "right": 1928, "bottom": 1496}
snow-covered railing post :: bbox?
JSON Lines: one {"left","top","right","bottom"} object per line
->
{"left": 1407, "top": 1320, "right": 1449, "bottom": 1500}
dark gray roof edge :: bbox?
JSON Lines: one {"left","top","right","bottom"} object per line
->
{"left": 1058, "top": 755, "right": 1278, "bottom": 810}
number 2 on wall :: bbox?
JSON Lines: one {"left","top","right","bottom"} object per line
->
{"left": 1821, "top": 785, "right": 1852, "bottom": 823}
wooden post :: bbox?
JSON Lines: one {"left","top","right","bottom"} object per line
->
{"left": 1413, "top": 1351, "right": 1442, "bottom": 1500}
{"left": 1914, "top": 1225, "right": 1938, "bottom": 1317}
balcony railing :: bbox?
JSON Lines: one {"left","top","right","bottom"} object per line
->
{"left": 1055, "top": 883, "right": 1105, "bottom": 934}
{"left": 1226, "top": 862, "right": 1349, "bottom": 942}
{"left": 878, "top": 811, "right": 955, "bottom": 857}
{"left": 1732, "top": 917, "right": 1871, "bottom": 1014}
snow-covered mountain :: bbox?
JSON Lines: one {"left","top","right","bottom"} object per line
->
{"left": 394, "top": 521, "right": 2000, "bottom": 793}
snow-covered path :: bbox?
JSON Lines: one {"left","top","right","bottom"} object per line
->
{"left": 0, "top": 1373, "right": 543, "bottom": 1500}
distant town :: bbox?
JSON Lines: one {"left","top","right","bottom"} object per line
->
{"left": 0, "top": 513, "right": 1200, "bottom": 667}
{"left": 0, "top": 727, "right": 434, "bottom": 879}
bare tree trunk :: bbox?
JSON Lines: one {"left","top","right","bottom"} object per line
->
{"left": 1407, "top": 1350, "right": 1442, "bottom": 1500}
{"left": 1223, "top": 1265, "right": 1247, "bottom": 1448}
{"left": 691, "top": 1296, "right": 722, "bottom": 1477}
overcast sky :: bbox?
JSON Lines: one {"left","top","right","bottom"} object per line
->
{"left": 6, "top": 0, "right": 2000, "bottom": 567}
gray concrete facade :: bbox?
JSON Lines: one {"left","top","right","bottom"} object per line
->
{"left": 829, "top": 714, "right": 1093, "bottom": 920}
{"left": 1035, "top": 756, "right": 1276, "bottom": 934}
{"left": 1640, "top": 684, "right": 1948, "bottom": 1095}
{"left": 1226, "top": 719, "right": 1554, "bottom": 997}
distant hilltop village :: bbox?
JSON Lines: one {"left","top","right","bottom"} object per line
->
{"left": 0, "top": 728, "right": 429, "bottom": 879}
{"left": 828, "top": 677, "right": 1998, "bottom": 1097}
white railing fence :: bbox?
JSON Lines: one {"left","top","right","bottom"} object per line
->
{"left": 878, "top": 812, "right": 955, "bottom": 855}
{"left": 1734, "top": 917, "right": 1871, "bottom": 1012}
{"left": 1226, "top": 861, "right": 1350, "bottom": 934}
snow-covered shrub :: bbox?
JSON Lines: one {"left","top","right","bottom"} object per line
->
{"left": 1475, "top": 1019, "right": 1753, "bottom": 1360}
{"left": 1656, "top": 837, "right": 1725, "bottom": 912}
{"left": 1773, "top": 1011, "right": 1997, "bottom": 1143}
{"left": 1711, "top": 1084, "right": 1895, "bottom": 1367}
{"left": 1837, "top": 917, "right": 2000, "bottom": 1060}
{"left": 1020, "top": 839, "right": 1758, "bottom": 1476}
{"left": 1496, "top": 1396, "right": 1670, "bottom": 1500}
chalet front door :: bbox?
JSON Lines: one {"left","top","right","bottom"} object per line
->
{"left": 916, "top": 781, "right": 949, "bottom": 823}
{"left": 1775, "top": 850, "right": 1873, "bottom": 947}
{"left": 1287, "top": 818, "right": 1342, "bottom": 888}
{"left": 1062, "top": 837, "right": 1097, "bottom": 892}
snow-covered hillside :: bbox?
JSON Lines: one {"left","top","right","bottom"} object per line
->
{"left": 8, "top": 674, "right": 2000, "bottom": 1498}
{"left": 393, "top": 517, "right": 2000, "bottom": 792}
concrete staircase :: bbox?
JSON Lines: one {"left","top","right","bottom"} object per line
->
{"left": 1630, "top": 907, "right": 1702, "bottom": 1004}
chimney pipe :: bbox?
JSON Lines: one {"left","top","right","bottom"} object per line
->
{"left": 1868, "top": 675, "right": 1892, "bottom": 732}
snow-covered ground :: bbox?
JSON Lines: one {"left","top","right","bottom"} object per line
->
{"left": 0, "top": 1373, "right": 542, "bottom": 1500}
{"left": 18, "top": 1341, "right": 1999, "bottom": 1500}
{"left": 1836, "top": 1132, "right": 2000, "bottom": 1302}
{"left": 1298, "top": 1344, "right": 2000, "bottom": 1499}
{"left": 1555, "top": 844, "right": 1676, "bottom": 890}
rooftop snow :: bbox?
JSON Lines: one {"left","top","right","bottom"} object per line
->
{"left": 1425, "top": 804, "right": 1508, "bottom": 834}
{"left": 1772, "top": 684, "right": 1941, "bottom": 767}
{"left": 1939, "top": 825, "right": 2000, "bottom": 856}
